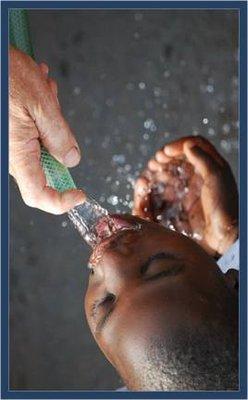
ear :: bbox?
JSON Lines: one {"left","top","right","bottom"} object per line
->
{"left": 224, "top": 268, "right": 239, "bottom": 291}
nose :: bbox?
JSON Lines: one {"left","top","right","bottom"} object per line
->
{"left": 98, "top": 258, "right": 131, "bottom": 297}
{"left": 95, "top": 237, "right": 137, "bottom": 296}
{"left": 92, "top": 227, "right": 139, "bottom": 296}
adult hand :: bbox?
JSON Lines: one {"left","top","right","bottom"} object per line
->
{"left": 133, "top": 136, "right": 238, "bottom": 256}
{"left": 9, "top": 46, "right": 85, "bottom": 214}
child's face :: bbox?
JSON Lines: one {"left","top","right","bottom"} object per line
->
{"left": 84, "top": 215, "right": 237, "bottom": 386}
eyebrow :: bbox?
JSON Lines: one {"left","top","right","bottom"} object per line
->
{"left": 140, "top": 252, "right": 180, "bottom": 275}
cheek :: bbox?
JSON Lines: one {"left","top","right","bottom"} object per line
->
{"left": 101, "top": 279, "right": 212, "bottom": 362}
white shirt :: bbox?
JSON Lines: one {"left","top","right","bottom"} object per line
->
{"left": 217, "top": 240, "right": 239, "bottom": 273}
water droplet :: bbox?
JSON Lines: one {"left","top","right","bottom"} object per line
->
{"left": 193, "top": 232, "right": 203, "bottom": 240}
{"left": 154, "top": 87, "right": 161, "bottom": 97}
{"left": 73, "top": 86, "right": 81, "bottom": 95}
{"left": 207, "top": 127, "right": 216, "bottom": 136}
{"left": 220, "top": 139, "right": 232, "bottom": 153}
{"left": 107, "top": 195, "right": 119, "bottom": 206}
{"left": 139, "top": 82, "right": 146, "bottom": 90}
{"left": 202, "top": 118, "right": 209, "bottom": 125}
{"left": 144, "top": 118, "right": 157, "bottom": 131}
{"left": 143, "top": 132, "right": 149, "bottom": 140}
{"left": 112, "top": 154, "right": 126, "bottom": 164}
{"left": 222, "top": 123, "right": 231, "bottom": 134}
{"left": 62, "top": 221, "right": 68, "bottom": 228}
{"left": 129, "top": 201, "right": 134, "bottom": 208}
{"left": 124, "top": 164, "right": 132, "bottom": 172}
{"left": 163, "top": 70, "right": 170, "bottom": 78}
{"left": 192, "top": 128, "right": 199, "bottom": 136}
{"left": 206, "top": 84, "right": 214, "bottom": 93}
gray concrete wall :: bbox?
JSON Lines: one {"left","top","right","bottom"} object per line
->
{"left": 10, "top": 9, "right": 238, "bottom": 390}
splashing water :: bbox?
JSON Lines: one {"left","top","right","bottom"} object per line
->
{"left": 68, "top": 196, "right": 109, "bottom": 247}
{"left": 68, "top": 196, "right": 143, "bottom": 251}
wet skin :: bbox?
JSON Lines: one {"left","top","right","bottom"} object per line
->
{"left": 85, "top": 215, "right": 238, "bottom": 386}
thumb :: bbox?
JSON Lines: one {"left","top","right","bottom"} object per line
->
{"left": 32, "top": 85, "right": 81, "bottom": 168}
{"left": 184, "top": 142, "right": 220, "bottom": 179}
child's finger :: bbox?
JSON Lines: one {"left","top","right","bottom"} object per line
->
{"left": 185, "top": 137, "right": 226, "bottom": 166}
{"left": 148, "top": 159, "right": 164, "bottom": 172}
{"left": 163, "top": 137, "right": 186, "bottom": 157}
{"left": 154, "top": 171, "right": 176, "bottom": 185}
{"left": 184, "top": 143, "right": 220, "bottom": 179}
{"left": 155, "top": 149, "right": 171, "bottom": 163}
{"left": 164, "top": 136, "right": 225, "bottom": 167}
{"left": 132, "top": 177, "right": 152, "bottom": 219}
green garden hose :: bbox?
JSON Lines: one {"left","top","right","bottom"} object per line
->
{"left": 9, "top": 9, "right": 76, "bottom": 192}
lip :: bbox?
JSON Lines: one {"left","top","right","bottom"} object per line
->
{"left": 95, "top": 214, "right": 137, "bottom": 240}
{"left": 90, "top": 214, "right": 142, "bottom": 265}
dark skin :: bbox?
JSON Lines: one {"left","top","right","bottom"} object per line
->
{"left": 84, "top": 137, "right": 238, "bottom": 389}
{"left": 133, "top": 136, "right": 238, "bottom": 256}
{"left": 85, "top": 216, "right": 238, "bottom": 388}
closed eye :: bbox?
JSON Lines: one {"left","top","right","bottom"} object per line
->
{"left": 140, "top": 252, "right": 185, "bottom": 281}
{"left": 144, "top": 263, "right": 185, "bottom": 281}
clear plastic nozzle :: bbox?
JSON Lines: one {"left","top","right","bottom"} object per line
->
{"left": 67, "top": 196, "right": 109, "bottom": 247}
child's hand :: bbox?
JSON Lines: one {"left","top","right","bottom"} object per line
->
{"left": 133, "top": 136, "right": 238, "bottom": 256}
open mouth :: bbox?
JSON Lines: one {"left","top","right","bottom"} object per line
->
{"left": 95, "top": 214, "right": 140, "bottom": 241}
{"left": 89, "top": 215, "right": 142, "bottom": 265}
